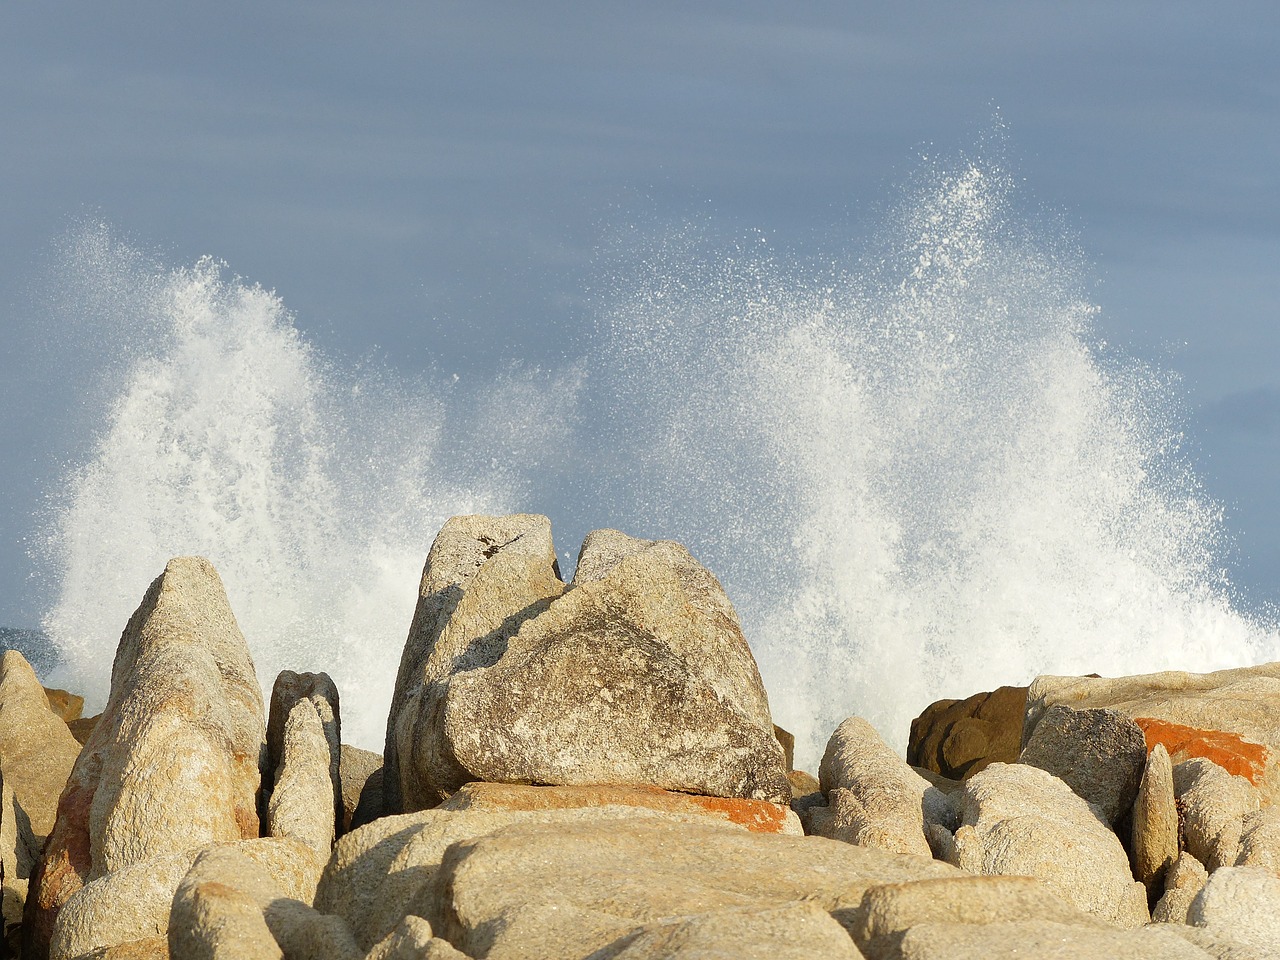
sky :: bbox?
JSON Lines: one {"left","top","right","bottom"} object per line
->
{"left": 2, "top": 2, "right": 1279, "bottom": 630}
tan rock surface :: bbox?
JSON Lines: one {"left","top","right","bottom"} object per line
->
{"left": 892, "top": 920, "right": 1219, "bottom": 959}
{"left": 364, "top": 917, "right": 467, "bottom": 960}
{"left": 1235, "top": 806, "right": 1280, "bottom": 872}
{"left": 1152, "top": 851, "right": 1208, "bottom": 925}
{"left": 908, "top": 686, "right": 1027, "bottom": 781}
{"left": 434, "top": 816, "right": 959, "bottom": 960}
{"left": 1132, "top": 743, "right": 1178, "bottom": 892}
{"left": 267, "top": 698, "right": 337, "bottom": 854}
{"left": 386, "top": 517, "right": 788, "bottom": 809}
{"left": 25, "top": 558, "right": 265, "bottom": 960}
{"left": 266, "top": 671, "right": 341, "bottom": 842}
{"left": 1173, "top": 757, "right": 1259, "bottom": 871}
{"left": 0, "top": 651, "right": 83, "bottom": 842}
{"left": 42, "top": 688, "right": 84, "bottom": 723}
{"left": 948, "top": 762, "right": 1148, "bottom": 927}
{"left": 337, "top": 745, "right": 381, "bottom": 835}
{"left": 1188, "top": 865, "right": 1280, "bottom": 955}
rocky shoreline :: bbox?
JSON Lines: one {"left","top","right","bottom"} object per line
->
{"left": 1, "top": 514, "right": 1278, "bottom": 958}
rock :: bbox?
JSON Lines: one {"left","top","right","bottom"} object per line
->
{"left": 48, "top": 838, "right": 324, "bottom": 960}
{"left": 1173, "top": 757, "right": 1259, "bottom": 871}
{"left": 433, "top": 817, "right": 959, "bottom": 960}
{"left": 948, "top": 762, "right": 1149, "bottom": 927}
{"left": 266, "top": 671, "right": 341, "bottom": 841}
{"left": 1132, "top": 742, "right": 1178, "bottom": 893}
{"left": 1235, "top": 806, "right": 1280, "bottom": 872}
{"left": 337, "top": 746, "right": 381, "bottom": 835}
{"left": 1018, "top": 705, "right": 1147, "bottom": 826}
{"left": 1188, "top": 865, "right": 1280, "bottom": 954}
{"left": 0, "top": 651, "right": 84, "bottom": 842}
{"left": 315, "top": 797, "right": 813, "bottom": 952}
{"left": 850, "top": 875, "right": 1107, "bottom": 958}
{"left": 889, "top": 920, "right": 1221, "bottom": 959}
{"left": 267, "top": 698, "right": 337, "bottom": 854}
{"left": 385, "top": 517, "right": 788, "bottom": 810}
{"left": 594, "top": 902, "right": 861, "bottom": 959}
{"left": 68, "top": 716, "right": 99, "bottom": 746}
{"left": 43, "top": 688, "right": 83, "bottom": 723}
{"left": 364, "top": 917, "right": 466, "bottom": 960}
{"left": 78, "top": 938, "right": 169, "bottom": 959}
{"left": 812, "top": 716, "right": 942, "bottom": 857}
{"left": 170, "top": 844, "right": 360, "bottom": 960}
{"left": 908, "top": 686, "right": 1027, "bottom": 780}
{"left": 1025, "top": 663, "right": 1280, "bottom": 802}
{"left": 25, "top": 558, "right": 266, "bottom": 960}
{"left": 773, "top": 725, "right": 796, "bottom": 771}
{"left": 1152, "top": 851, "right": 1209, "bottom": 924}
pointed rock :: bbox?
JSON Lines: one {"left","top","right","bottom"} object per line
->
{"left": 1132, "top": 743, "right": 1178, "bottom": 892}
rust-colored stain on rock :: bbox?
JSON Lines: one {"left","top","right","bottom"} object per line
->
{"left": 1134, "top": 717, "right": 1268, "bottom": 784}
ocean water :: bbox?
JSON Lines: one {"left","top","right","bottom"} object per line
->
{"left": 27, "top": 157, "right": 1277, "bottom": 770}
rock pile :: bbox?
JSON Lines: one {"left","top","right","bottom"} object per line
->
{"left": 0, "top": 514, "right": 1274, "bottom": 958}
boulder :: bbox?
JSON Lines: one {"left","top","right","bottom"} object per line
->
{"left": 1235, "top": 806, "right": 1280, "bottom": 872}
{"left": 907, "top": 687, "right": 1027, "bottom": 780}
{"left": 314, "top": 796, "right": 809, "bottom": 952}
{"left": 433, "top": 817, "right": 959, "bottom": 959}
{"left": 364, "top": 917, "right": 466, "bottom": 960}
{"left": 25, "top": 558, "right": 265, "bottom": 960}
{"left": 1152, "top": 851, "right": 1208, "bottom": 925}
{"left": 1017, "top": 705, "right": 1147, "bottom": 826}
{"left": 170, "top": 844, "right": 360, "bottom": 960}
{"left": 266, "top": 671, "right": 341, "bottom": 841}
{"left": 267, "top": 698, "right": 336, "bottom": 854}
{"left": 1173, "top": 757, "right": 1259, "bottom": 871}
{"left": 68, "top": 716, "right": 99, "bottom": 746}
{"left": 948, "top": 762, "right": 1148, "bottom": 927}
{"left": 810, "top": 716, "right": 943, "bottom": 857}
{"left": 889, "top": 920, "right": 1222, "bottom": 959}
{"left": 42, "top": 688, "right": 83, "bottom": 723}
{"left": 1188, "top": 865, "right": 1280, "bottom": 954}
{"left": 0, "top": 651, "right": 84, "bottom": 842}
{"left": 337, "top": 746, "right": 382, "bottom": 835}
{"left": 385, "top": 517, "right": 788, "bottom": 810}
{"left": 1025, "top": 663, "right": 1280, "bottom": 802}
{"left": 1132, "top": 743, "right": 1178, "bottom": 893}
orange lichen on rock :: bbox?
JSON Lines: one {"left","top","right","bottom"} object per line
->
{"left": 1134, "top": 717, "right": 1268, "bottom": 784}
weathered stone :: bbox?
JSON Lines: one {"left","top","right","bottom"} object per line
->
{"left": 891, "top": 920, "right": 1220, "bottom": 959}
{"left": 266, "top": 671, "right": 341, "bottom": 842}
{"left": 385, "top": 517, "right": 788, "bottom": 810}
{"left": 170, "top": 845, "right": 360, "bottom": 960}
{"left": 337, "top": 745, "right": 381, "bottom": 835}
{"left": 1018, "top": 705, "right": 1147, "bottom": 826}
{"left": 1025, "top": 663, "right": 1280, "bottom": 802}
{"left": 908, "top": 686, "right": 1027, "bottom": 780}
{"left": 43, "top": 688, "right": 84, "bottom": 723}
{"left": 68, "top": 716, "right": 99, "bottom": 746}
{"left": 1235, "top": 805, "right": 1280, "bottom": 872}
{"left": 1132, "top": 742, "right": 1178, "bottom": 893}
{"left": 267, "top": 698, "right": 336, "bottom": 854}
{"left": 434, "top": 817, "right": 959, "bottom": 959}
{"left": 595, "top": 902, "right": 861, "bottom": 959}
{"left": 315, "top": 799, "right": 809, "bottom": 952}
{"left": 851, "top": 875, "right": 1106, "bottom": 958}
{"left": 948, "top": 762, "right": 1148, "bottom": 927}
{"left": 364, "top": 917, "right": 466, "bottom": 960}
{"left": 1188, "top": 865, "right": 1280, "bottom": 955}
{"left": 1173, "top": 757, "right": 1259, "bottom": 871}
{"left": 774, "top": 725, "right": 796, "bottom": 771}
{"left": 79, "top": 938, "right": 169, "bottom": 959}
{"left": 25, "top": 558, "right": 265, "bottom": 960}
{"left": 0, "top": 651, "right": 83, "bottom": 842}
{"left": 813, "top": 717, "right": 944, "bottom": 857}
{"left": 1152, "top": 851, "right": 1208, "bottom": 925}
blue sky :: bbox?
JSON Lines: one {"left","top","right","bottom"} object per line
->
{"left": 2, "top": 2, "right": 1278, "bottom": 628}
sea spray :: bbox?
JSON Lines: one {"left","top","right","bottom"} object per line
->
{"left": 37, "top": 229, "right": 578, "bottom": 748}
{"left": 590, "top": 160, "right": 1275, "bottom": 767}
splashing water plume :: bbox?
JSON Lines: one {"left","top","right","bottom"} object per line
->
{"left": 36, "top": 157, "right": 1276, "bottom": 770}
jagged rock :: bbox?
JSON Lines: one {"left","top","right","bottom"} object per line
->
{"left": 25, "top": 558, "right": 265, "bottom": 960}
{"left": 948, "top": 762, "right": 1149, "bottom": 927}
{"left": 1018, "top": 705, "right": 1147, "bottom": 826}
{"left": 1025, "top": 663, "right": 1280, "bottom": 802}
{"left": 850, "top": 875, "right": 1107, "bottom": 958}
{"left": 1132, "top": 742, "right": 1178, "bottom": 892}
{"left": 364, "top": 917, "right": 466, "bottom": 960}
{"left": 267, "top": 698, "right": 336, "bottom": 854}
{"left": 385, "top": 517, "right": 788, "bottom": 810}
{"left": 1152, "top": 851, "right": 1209, "bottom": 924}
{"left": 266, "top": 671, "right": 341, "bottom": 842}
{"left": 42, "top": 688, "right": 83, "bottom": 723}
{"left": 337, "top": 745, "right": 382, "bottom": 835}
{"left": 889, "top": 920, "right": 1222, "bottom": 959}
{"left": 908, "top": 686, "right": 1027, "bottom": 780}
{"left": 1235, "top": 806, "right": 1280, "bottom": 872}
{"left": 0, "top": 651, "right": 83, "bottom": 842}
{"left": 1188, "top": 865, "right": 1280, "bottom": 954}
{"left": 170, "top": 844, "right": 360, "bottom": 960}
{"left": 315, "top": 796, "right": 807, "bottom": 952}
{"left": 1173, "top": 757, "right": 1259, "bottom": 871}
{"left": 433, "top": 817, "right": 958, "bottom": 959}
{"left": 49, "top": 838, "right": 324, "bottom": 960}
{"left": 811, "top": 716, "right": 945, "bottom": 857}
